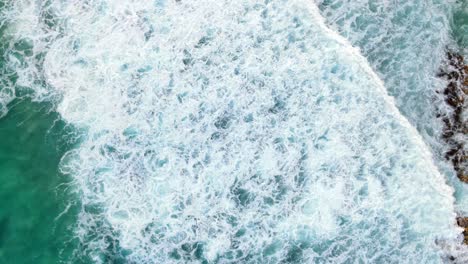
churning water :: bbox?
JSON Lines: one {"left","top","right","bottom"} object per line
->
{"left": 0, "top": 0, "right": 466, "bottom": 263}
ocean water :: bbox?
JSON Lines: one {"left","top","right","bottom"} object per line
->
{"left": 0, "top": 0, "right": 466, "bottom": 263}
{"left": 0, "top": 99, "right": 79, "bottom": 263}
{"left": 314, "top": 0, "right": 468, "bottom": 212}
{"left": 453, "top": 0, "right": 468, "bottom": 57}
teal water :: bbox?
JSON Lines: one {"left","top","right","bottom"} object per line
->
{"left": 454, "top": 0, "right": 468, "bottom": 56}
{"left": 0, "top": 99, "right": 78, "bottom": 263}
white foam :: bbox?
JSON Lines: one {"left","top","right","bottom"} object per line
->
{"left": 314, "top": 0, "right": 468, "bottom": 216}
{"left": 1, "top": 0, "right": 462, "bottom": 263}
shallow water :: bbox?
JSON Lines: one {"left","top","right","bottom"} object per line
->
{"left": 453, "top": 0, "right": 468, "bottom": 56}
{"left": 0, "top": 99, "right": 78, "bottom": 263}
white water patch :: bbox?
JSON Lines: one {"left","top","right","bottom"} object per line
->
{"left": 315, "top": 0, "right": 454, "bottom": 135}
{"left": 313, "top": 0, "right": 468, "bottom": 213}
{"left": 0, "top": 0, "right": 64, "bottom": 117}
{"left": 1, "top": 0, "right": 462, "bottom": 263}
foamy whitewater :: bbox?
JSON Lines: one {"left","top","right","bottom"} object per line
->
{"left": 315, "top": 0, "right": 468, "bottom": 212}
{"left": 0, "top": 0, "right": 464, "bottom": 263}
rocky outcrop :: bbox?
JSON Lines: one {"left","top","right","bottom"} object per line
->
{"left": 438, "top": 52, "right": 468, "bottom": 248}
{"left": 457, "top": 217, "right": 468, "bottom": 245}
{"left": 437, "top": 52, "right": 468, "bottom": 183}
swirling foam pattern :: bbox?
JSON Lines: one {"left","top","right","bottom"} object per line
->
{"left": 314, "top": 0, "right": 468, "bottom": 215}
{"left": 0, "top": 0, "right": 462, "bottom": 263}
{"left": 315, "top": 0, "right": 454, "bottom": 138}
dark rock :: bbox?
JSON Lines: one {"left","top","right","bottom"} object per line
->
{"left": 441, "top": 53, "right": 468, "bottom": 246}
{"left": 457, "top": 217, "right": 468, "bottom": 244}
{"left": 437, "top": 51, "right": 467, "bottom": 184}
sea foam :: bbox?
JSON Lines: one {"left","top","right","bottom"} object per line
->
{"left": 314, "top": 0, "right": 468, "bottom": 214}
{"left": 0, "top": 0, "right": 462, "bottom": 263}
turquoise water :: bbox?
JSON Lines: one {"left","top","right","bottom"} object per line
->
{"left": 454, "top": 0, "right": 468, "bottom": 56}
{"left": 0, "top": 99, "right": 78, "bottom": 263}
{"left": 0, "top": 0, "right": 466, "bottom": 263}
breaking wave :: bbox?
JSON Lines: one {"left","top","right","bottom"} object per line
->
{"left": 0, "top": 0, "right": 463, "bottom": 263}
